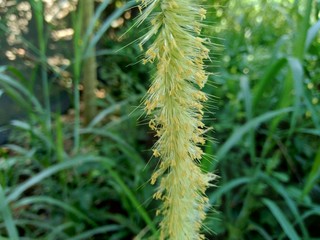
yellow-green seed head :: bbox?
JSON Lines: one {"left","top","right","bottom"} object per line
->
{"left": 138, "top": 0, "right": 216, "bottom": 239}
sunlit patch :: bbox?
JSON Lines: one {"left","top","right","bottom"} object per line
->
{"left": 44, "top": 0, "right": 77, "bottom": 23}
{"left": 17, "top": 1, "right": 31, "bottom": 11}
{"left": 243, "top": 68, "right": 249, "bottom": 74}
{"left": 223, "top": 55, "right": 230, "bottom": 63}
{"left": 216, "top": 8, "right": 223, "bottom": 17}
{"left": 312, "top": 97, "right": 318, "bottom": 105}
{"left": 307, "top": 83, "right": 314, "bottom": 90}
{"left": 48, "top": 55, "right": 70, "bottom": 66}
{"left": 247, "top": 54, "right": 254, "bottom": 61}
{"left": 305, "top": 110, "right": 311, "bottom": 118}
{"left": 245, "top": 28, "right": 252, "bottom": 39}
{"left": 5, "top": 50, "right": 16, "bottom": 60}
{"left": 124, "top": 11, "right": 131, "bottom": 20}
{"left": 111, "top": 17, "right": 125, "bottom": 28}
{"left": 16, "top": 48, "right": 26, "bottom": 57}
{"left": 95, "top": 89, "right": 106, "bottom": 99}
{"left": 51, "top": 28, "right": 74, "bottom": 41}
{"left": 5, "top": 2, "right": 31, "bottom": 46}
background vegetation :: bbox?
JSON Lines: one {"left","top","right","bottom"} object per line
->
{"left": 0, "top": 0, "right": 319, "bottom": 239}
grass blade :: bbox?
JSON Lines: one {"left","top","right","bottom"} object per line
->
{"left": 240, "top": 76, "right": 256, "bottom": 160}
{"left": 298, "top": 128, "right": 320, "bottom": 136}
{"left": 0, "top": 72, "right": 42, "bottom": 112}
{"left": 11, "top": 120, "right": 53, "bottom": 150}
{"left": 87, "top": 94, "right": 142, "bottom": 128}
{"left": 301, "top": 206, "right": 320, "bottom": 221}
{"left": 0, "top": 186, "right": 19, "bottom": 240}
{"left": 88, "top": 0, "right": 136, "bottom": 53}
{"left": 47, "top": 222, "right": 74, "bottom": 240}
{"left": 214, "top": 108, "right": 293, "bottom": 165}
{"left": 293, "top": 0, "right": 312, "bottom": 58}
{"left": 106, "top": 167, "right": 157, "bottom": 234}
{"left": 287, "top": 57, "right": 304, "bottom": 133}
{"left": 14, "top": 196, "right": 97, "bottom": 226}
{"left": 252, "top": 58, "right": 287, "bottom": 111}
{"left": 248, "top": 223, "right": 273, "bottom": 240}
{"left": 305, "top": 19, "right": 320, "bottom": 51}
{"left": 260, "top": 173, "right": 309, "bottom": 238}
{"left": 7, "top": 156, "right": 107, "bottom": 203}
{"left": 68, "top": 225, "right": 123, "bottom": 240}
{"left": 80, "top": 129, "right": 145, "bottom": 165}
{"left": 302, "top": 148, "right": 320, "bottom": 198}
{"left": 83, "top": 0, "right": 112, "bottom": 48}
{"left": 209, "top": 177, "right": 251, "bottom": 204}
{"left": 262, "top": 198, "right": 300, "bottom": 240}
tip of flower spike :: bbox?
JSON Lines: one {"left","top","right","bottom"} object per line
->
{"left": 139, "top": 43, "right": 143, "bottom": 51}
{"left": 199, "top": 8, "right": 207, "bottom": 20}
{"left": 153, "top": 149, "right": 161, "bottom": 157}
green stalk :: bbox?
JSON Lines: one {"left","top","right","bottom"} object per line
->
{"left": 80, "top": 0, "right": 98, "bottom": 124}
{"left": 72, "top": 4, "right": 83, "bottom": 153}
{"left": 31, "top": 0, "right": 51, "bottom": 134}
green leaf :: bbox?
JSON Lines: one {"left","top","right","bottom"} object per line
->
{"left": 0, "top": 73, "right": 42, "bottom": 112}
{"left": 248, "top": 223, "right": 273, "bottom": 240}
{"left": 293, "top": 0, "right": 312, "bottom": 59}
{"left": 301, "top": 206, "right": 320, "bottom": 221}
{"left": 0, "top": 186, "right": 19, "bottom": 240}
{"left": 298, "top": 128, "right": 320, "bottom": 136}
{"left": 11, "top": 120, "right": 53, "bottom": 150}
{"left": 83, "top": 0, "right": 112, "bottom": 48}
{"left": 287, "top": 57, "right": 304, "bottom": 133}
{"left": 68, "top": 225, "right": 123, "bottom": 240}
{"left": 209, "top": 177, "right": 251, "bottom": 204}
{"left": 106, "top": 167, "right": 157, "bottom": 234}
{"left": 14, "top": 196, "right": 97, "bottom": 226}
{"left": 80, "top": 129, "right": 145, "bottom": 166}
{"left": 302, "top": 148, "right": 320, "bottom": 198}
{"left": 87, "top": 94, "right": 142, "bottom": 128}
{"left": 47, "top": 222, "right": 74, "bottom": 240}
{"left": 7, "top": 156, "right": 108, "bottom": 203}
{"left": 262, "top": 198, "right": 300, "bottom": 240}
{"left": 252, "top": 58, "right": 287, "bottom": 111}
{"left": 260, "top": 173, "right": 308, "bottom": 238}
{"left": 214, "top": 108, "right": 292, "bottom": 165}
{"left": 87, "top": 0, "right": 136, "bottom": 56}
{"left": 240, "top": 76, "right": 256, "bottom": 160}
{"left": 305, "top": 19, "right": 320, "bottom": 51}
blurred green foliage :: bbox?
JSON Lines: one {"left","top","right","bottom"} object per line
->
{"left": 0, "top": 0, "right": 319, "bottom": 239}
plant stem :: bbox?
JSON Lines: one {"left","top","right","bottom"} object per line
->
{"left": 31, "top": 0, "right": 51, "bottom": 136}
{"left": 72, "top": 4, "right": 83, "bottom": 153}
{"left": 81, "top": 0, "right": 98, "bottom": 125}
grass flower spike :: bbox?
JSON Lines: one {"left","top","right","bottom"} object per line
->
{"left": 138, "top": 0, "right": 216, "bottom": 239}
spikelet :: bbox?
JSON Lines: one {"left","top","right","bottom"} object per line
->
{"left": 138, "top": 0, "right": 216, "bottom": 239}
